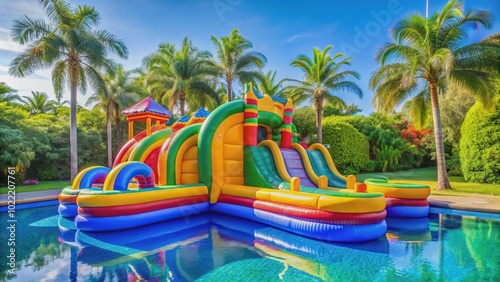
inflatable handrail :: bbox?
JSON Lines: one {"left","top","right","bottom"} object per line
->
{"left": 72, "top": 166, "right": 110, "bottom": 190}
{"left": 258, "top": 140, "right": 292, "bottom": 182}
{"left": 308, "top": 143, "right": 347, "bottom": 181}
{"left": 291, "top": 143, "right": 328, "bottom": 188}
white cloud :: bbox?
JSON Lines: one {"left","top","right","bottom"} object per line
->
{"left": 286, "top": 32, "right": 321, "bottom": 42}
{"left": 0, "top": 0, "right": 44, "bottom": 22}
{"left": 0, "top": 28, "right": 25, "bottom": 52}
{"left": 0, "top": 0, "right": 45, "bottom": 52}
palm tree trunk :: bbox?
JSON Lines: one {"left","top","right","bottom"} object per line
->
{"left": 227, "top": 82, "right": 233, "bottom": 102}
{"left": 107, "top": 106, "right": 113, "bottom": 168}
{"left": 429, "top": 83, "right": 452, "bottom": 190}
{"left": 113, "top": 104, "right": 122, "bottom": 146}
{"left": 70, "top": 81, "right": 78, "bottom": 181}
{"left": 179, "top": 91, "right": 185, "bottom": 115}
{"left": 315, "top": 100, "right": 323, "bottom": 144}
{"left": 115, "top": 115, "right": 122, "bottom": 145}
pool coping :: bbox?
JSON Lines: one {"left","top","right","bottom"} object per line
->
{"left": 0, "top": 188, "right": 62, "bottom": 206}
{"left": 1, "top": 189, "right": 499, "bottom": 215}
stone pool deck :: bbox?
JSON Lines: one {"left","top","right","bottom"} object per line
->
{"left": 1, "top": 189, "right": 499, "bottom": 214}
{"left": 0, "top": 189, "right": 62, "bottom": 205}
{"left": 428, "top": 194, "right": 500, "bottom": 214}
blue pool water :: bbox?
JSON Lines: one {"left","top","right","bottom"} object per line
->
{"left": 1, "top": 205, "right": 499, "bottom": 281}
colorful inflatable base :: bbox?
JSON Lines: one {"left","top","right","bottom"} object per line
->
{"left": 386, "top": 198, "right": 429, "bottom": 218}
{"left": 75, "top": 203, "right": 209, "bottom": 231}
{"left": 58, "top": 203, "right": 78, "bottom": 218}
{"left": 211, "top": 202, "right": 387, "bottom": 242}
{"left": 386, "top": 205, "right": 429, "bottom": 218}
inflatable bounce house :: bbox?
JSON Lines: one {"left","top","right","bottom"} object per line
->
{"left": 58, "top": 83, "right": 430, "bottom": 243}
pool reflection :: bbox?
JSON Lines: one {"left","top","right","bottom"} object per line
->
{"left": 60, "top": 214, "right": 390, "bottom": 281}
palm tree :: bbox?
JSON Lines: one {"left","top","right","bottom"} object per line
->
{"left": 370, "top": 0, "right": 500, "bottom": 189}
{"left": 9, "top": 0, "right": 128, "bottom": 180}
{"left": 0, "top": 82, "right": 20, "bottom": 102}
{"left": 86, "top": 65, "right": 140, "bottom": 167}
{"left": 253, "top": 70, "right": 286, "bottom": 97}
{"left": 211, "top": 28, "right": 267, "bottom": 102}
{"left": 286, "top": 46, "right": 363, "bottom": 143}
{"left": 144, "top": 37, "right": 219, "bottom": 115}
{"left": 54, "top": 95, "right": 69, "bottom": 107}
{"left": 22, "top": 91, "right": 57, "bottom": 114}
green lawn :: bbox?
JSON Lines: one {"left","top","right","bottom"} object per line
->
{"left": 357, "top": 167, "right": 500, "bottom": 196}
{"left": 0, "top": 180, "right": 71, "bottom": 194}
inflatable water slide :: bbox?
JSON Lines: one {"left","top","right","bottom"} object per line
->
{"left": 58, "top": 83, "right": 429, "bottom": 243}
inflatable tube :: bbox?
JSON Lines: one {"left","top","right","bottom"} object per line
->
{"left": 211, "top": 203, "right": 387, "bottom": 242}
{"left": 365, "top": 178, "right": 430, "bottom": 199}
{"left": 386, "top": 205, "right": 429, "bottom": 218}
{"left": 113, "top": 138, "right": 138, "bottom": 167}
{"left": 218, "top": 195, "right": 386, "bottom": 225}
{"left": 58, "top": 193, "right": 77, "bottom": 205}
{"left": 78, "top": 195, "right": 208, "bottom": 217}
{"left": 72, "top": 166, "right": 109, "bottom": 189}
{"left": 77, "top": 185, "right": 208, "bottom": 207}
{"left": 75, "top": 202, "right": 210, "bottom": 231}
{"left": 58, "top": 166, "right": 109, "bottom": 218}
{"left": 79, "top": 167, "right": 110, "bottom": 188}
{"left": 58, "top": 204, "right": 78, "bottom": 218}
{"left": 386, "top": 198, "right": 429, "bottom": 207}
{"left": 103, "top": 161, "right": 155, "bottom": 191}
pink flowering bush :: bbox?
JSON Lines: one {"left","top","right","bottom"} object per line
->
{"left": 22, "top": 179, "right": 39, "bottom": 185}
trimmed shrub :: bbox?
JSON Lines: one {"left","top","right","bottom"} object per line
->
{"left": 322, "top": 118, "right": 370, "bottom": 174}
{"left": 325, "top": 115, "right": 374, "bottom": 136}
{"left": 460, "top": 100, "right": 500, "bottom": 183}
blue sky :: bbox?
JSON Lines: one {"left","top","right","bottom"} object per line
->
{"left": 1, "top": 0, "right": 499, "bottom": 114}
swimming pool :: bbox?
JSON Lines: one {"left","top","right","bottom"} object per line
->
{"left": 1, "top": 205, "right": 498, "bottom": 281}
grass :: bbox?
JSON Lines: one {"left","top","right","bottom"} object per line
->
{"left": 357, "top": 167, "right": 500, "bottom": 196}
{"left": 0, "top": 180, "right": 70, "bottom": 194}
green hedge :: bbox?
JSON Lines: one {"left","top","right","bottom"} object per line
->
{"left": 324, "top": 115, "right": 374, "bottom": 136}
{"left": 322, "top": 118, "right": 369, "bottom": 174}
{"left": 460, "top": 100, "right": 500, "bottom": 184}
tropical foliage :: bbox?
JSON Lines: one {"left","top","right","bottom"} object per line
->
{"left": 0, "top": 101, "right": 108, "bottom": 183}
{"left": 0, "top": 82, "right": 20, "bottom": 102}
{"left": 86, "top": 65, "right": 141, "bottom": 166}
{"left": 253, "top": 71, "right": 286, "bottom": 97}
{"left": 211, "top": 28, "right": 267, "bottom": 101}
{"left": 292, "top": 107, "right": 317, "bottom": 142}
{"left": 370, "top": 0, "right": 500, "bottom": 189}
{"left": 3, "top": 0, "right": 499, "bottom": 190}
{"left": 144, "top": 37, "right": 219, "bottom": 114}
{"left": 286, "top": 45, "right": 362, "bottom": 143}
{"left": 9, "top": 0, "right": 128, "bottom": 180}
{"left": 323, "top": 103, "right": 362, "bottom": 117}
{"left": 21, "top": 91, "right": 57, "bottom": 114}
